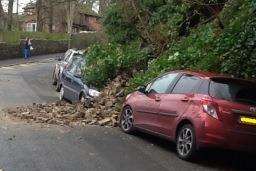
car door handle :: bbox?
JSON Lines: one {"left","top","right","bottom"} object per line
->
{"left": 181, "top": 97, "right": 189, "bottom": 102}
{"left": 155, "top": 96, "right": 161, "bottom": 102}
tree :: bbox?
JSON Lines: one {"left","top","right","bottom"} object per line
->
{"left": 36, "top": 0, "right": 43, "bottom": 32}
{"left": 66, "top": 0, "right": 77, "bottom": 48}
{"left": 47, "top": 0, "right": 54, "bottom": 33}
{"left": 0, "top": 0, "right": 3, "bottom": 14}
{"left": 7, "top": 0, "right": 14, "bottom": 31}
{"left": 0, "top": 0, "right": 6, "bottom": 30}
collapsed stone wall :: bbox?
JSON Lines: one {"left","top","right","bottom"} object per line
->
{"left": 4, "top": 74, "right": 129, "bottom": 128}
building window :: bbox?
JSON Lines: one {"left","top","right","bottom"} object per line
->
{"left": 26, "top": 23, "right": 37, "bottom": 32}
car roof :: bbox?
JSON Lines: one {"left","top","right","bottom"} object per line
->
{"left": 168, "top": 70, "right": 224, "bottom": 78}
{"left": 68, "top": 49, "right": 84, "bottom": 55}
{"left": 170, "top": 70, "right": 256, "bottom": 83}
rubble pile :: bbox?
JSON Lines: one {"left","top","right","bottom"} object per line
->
{"left": 5, "top": 74, "right": 129, "bottom": 127}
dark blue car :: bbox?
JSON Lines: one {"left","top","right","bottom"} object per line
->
{"left": 59, "top": 57, "right": 100, "bottom": 103}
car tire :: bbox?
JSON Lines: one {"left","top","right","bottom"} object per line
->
{"left": 52, "top": 69, "right": 57, "bottom": 85}
{"left": 56, "top": 81, "right": 61, "bottom": 92}
{"left": 59, "top": 86, "right": 64, "bottom": 101}
{"left": 176, "top": 124, "right": 197, "bottom": 160}
{"left": 120, "top": 106, "right": 134, "bottom": 134}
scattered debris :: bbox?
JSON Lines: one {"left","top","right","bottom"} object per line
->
{"left": 4, "top": 75, "right": 129, "bottom": 128}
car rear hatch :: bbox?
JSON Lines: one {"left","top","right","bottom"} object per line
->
{"left": 209, "top": 77, "right": 256, "bottom": 147}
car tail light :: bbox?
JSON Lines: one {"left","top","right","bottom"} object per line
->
{"left": 201, "top": 97, "right": 219, "bottom": 119}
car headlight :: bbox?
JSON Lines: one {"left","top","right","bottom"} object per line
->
{"left": 89, "top": 89, "right": 100, "bottom": 97}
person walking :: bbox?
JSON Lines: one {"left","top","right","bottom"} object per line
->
{"left": 24, "top": 38, "right": 33, "bottom": 60}
{"left": 28, "top": 38, "right": 33, "bottom": 59}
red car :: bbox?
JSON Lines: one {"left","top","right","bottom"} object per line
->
{"left": 120, "top": 70, "right": 256, "bottom": 160}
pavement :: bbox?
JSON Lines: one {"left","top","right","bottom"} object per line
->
{"left": 0, "top": 55, "right": 255, "bottom": 171}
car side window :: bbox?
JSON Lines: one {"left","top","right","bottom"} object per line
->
{"left": 148, "top": 73, "right": 178, "bottom": 94}
{"left": 67, "top": 60, "right": 79, "bottom": 74}
{"left": 64, "top": 50, "right": 71, "bottom": 57}
{"left": 195, "top": 79, "right": 209, "bottom": 95}
{"left": 75, "top": 62, "right": 82, "bottom": 76}
{"left": 145, "top": 82, "right": 152, "bottom": 93}
{"left": 172, "top": 75, "right": 201, "bottom": 94}
{"left": 69, "top": 64, "right": 77, "bottom": 75}
{"left": 64, "top": 51, "right": 72, "bottom": 62}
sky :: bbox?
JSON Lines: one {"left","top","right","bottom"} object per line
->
{"left": 2, "top": 0, "right": 33, "bottom": 13}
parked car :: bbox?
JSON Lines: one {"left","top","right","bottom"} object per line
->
{"left": 121, "top": 70, "right": 256, "bottom": 160}
{"left": 52, "top": 49, "right": 84, "bottom": 91}
{"left": 59, "top": 57, "right": 100, "bottom": 103}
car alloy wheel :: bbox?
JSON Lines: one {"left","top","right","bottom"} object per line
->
{"left": 60, "top": 87, "right": 64, "bottom": 101}
{"left": 80, "top": 94, "right": 86, "bottom": 103}
{"left": 120, "top": 107, "right": 134, "bottom": 133}
{"left": 176, "top": 124, "right": 196, "bottom": 160}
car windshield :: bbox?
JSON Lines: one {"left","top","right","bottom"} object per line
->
{"left": 210, "top": 78, "right": 256, "bottom": 105}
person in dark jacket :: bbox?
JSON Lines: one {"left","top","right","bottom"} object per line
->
{"left": 24, "top": 38, "right": 32, "bottom": 60}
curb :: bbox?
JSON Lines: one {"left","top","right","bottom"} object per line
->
{"left": 0, "top": 58, "right": 56, "bottom": 68}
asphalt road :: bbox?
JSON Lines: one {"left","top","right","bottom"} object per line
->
{"left": 0, "top": 58, "right": 59, "bottom": 110}
{"left": 0, "top": 57, "right": 255, "bottom": 171}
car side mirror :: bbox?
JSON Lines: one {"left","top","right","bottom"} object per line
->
{"left": 137, "top": 86, "right": 146, "bottom": 94}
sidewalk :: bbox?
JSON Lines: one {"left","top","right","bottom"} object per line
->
{"left": 0, "top": 53, "right": 64, "bottom": 67}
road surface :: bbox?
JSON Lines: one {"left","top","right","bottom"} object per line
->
{"left": 0, "top": 57, "right": 59, "bottom": 110}
{"left": 0, "top": 56, "right": 255, "bottom": 171}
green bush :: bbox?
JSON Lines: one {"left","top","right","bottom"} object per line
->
{"left": 83, "top": 41, "right": 148, "bottom": 89}
{"left": 128, "top": 0, "right": 256, "bottom": 92}
{"left": 103, "top": 3, "right": 139, "bottom": 43}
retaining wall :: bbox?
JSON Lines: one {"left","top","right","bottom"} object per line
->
{"left": 0, "top": 40, "right": 68, "bottom": 60}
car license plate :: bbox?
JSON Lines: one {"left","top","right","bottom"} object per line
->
{"left": 240, "top": 116, "right": 256, "bottom": 126}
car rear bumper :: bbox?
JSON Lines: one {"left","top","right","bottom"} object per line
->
{"left": 197, "top": 116, "right": 256, "bottom": 152}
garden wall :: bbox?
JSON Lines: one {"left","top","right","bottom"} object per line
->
{"left": 0, "top": 40, "right": 68, "bottom": 60}
{"left": 0, "top": 32, "right": 106, "bottom": 60}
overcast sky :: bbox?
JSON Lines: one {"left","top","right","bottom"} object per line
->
{"left": 2, "top": 0, "right": 33, "bottom": 13}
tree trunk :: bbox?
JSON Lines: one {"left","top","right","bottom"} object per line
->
{"left": 66, "top": 0, "right": 76, "bottom": 48}
{"left": 36, "top": 0, "right": 43, "bottom": 32}
{"left": 7, "top": 0, "right": 14, "bottom": 31}
{"left": 0, "top": 0, "right": 4, "bottom": 15}
{"left": 0, "top": 0, "right": 5, "bottom": 30}
{"left": 48, "top": 0, "right": 54, "bottom": 33}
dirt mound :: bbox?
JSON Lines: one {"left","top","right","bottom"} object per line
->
{"left": 4, "top": 75, "right": 129, "bottom": 127}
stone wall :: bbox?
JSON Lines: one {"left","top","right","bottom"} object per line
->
{"left": 0, "top": 32, "right": 106, "bottom": 60}
{"left": 0, "top": 40, "right": 68, "bottom": 60}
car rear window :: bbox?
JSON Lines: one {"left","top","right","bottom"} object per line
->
{"left": 210, "top": 78, "right": 256, "bottom": 105}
